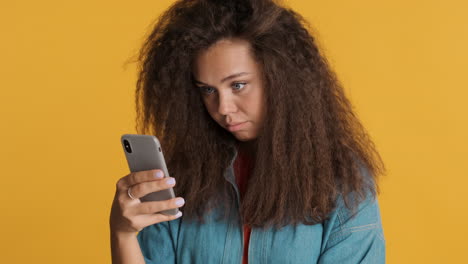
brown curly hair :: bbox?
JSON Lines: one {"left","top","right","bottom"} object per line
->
{"left": 133, "top": 0, "right": 385, "bottom": 228}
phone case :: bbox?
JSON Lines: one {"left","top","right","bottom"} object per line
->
{"left": 120, "top": 134, "right": 178, "bottom": 215}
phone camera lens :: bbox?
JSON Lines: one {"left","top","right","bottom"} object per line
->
{"left": 123, "top": 139, "right": 132, "bottom": 153}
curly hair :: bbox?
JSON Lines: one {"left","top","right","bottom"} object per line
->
{"left": 133, "top": 0, "right": 385, "bottom": 228}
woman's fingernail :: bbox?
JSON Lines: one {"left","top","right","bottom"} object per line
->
{"left": 175, "top": 198, "right": 185, "bottom": 206}
{"left": 175, "top": 211, "right": 183, "bottom": 218}
{"left": 166, "top": 178, "right": 175, "bottom": 185}
{"left": 154, "top": 171, "right": 163, "bottom": 178}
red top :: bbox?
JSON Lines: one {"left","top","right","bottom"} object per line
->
{"left": 233, "top": 149, "right": 253, "bottom": 264}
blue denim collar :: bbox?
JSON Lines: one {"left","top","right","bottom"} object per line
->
{"left": 224, "top": 146, "right": 240, "bottom": 204}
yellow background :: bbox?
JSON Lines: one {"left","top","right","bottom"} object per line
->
{"left": 1, "top": 0, "right": 466, "bottom": 263}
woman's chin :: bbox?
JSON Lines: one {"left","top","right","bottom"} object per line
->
{"left": 232, "top": 131, "right": 257, "bottom": 142}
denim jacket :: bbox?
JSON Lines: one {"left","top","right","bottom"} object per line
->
{"left": 137, "top": 148, "right": 386, "bottom": 263}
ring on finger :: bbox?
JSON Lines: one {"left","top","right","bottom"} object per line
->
{"left": 127, "top": 186, "right": 136, "bottom": 200}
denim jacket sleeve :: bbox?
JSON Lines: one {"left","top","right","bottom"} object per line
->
{"left": 318, "top": 187, "right": 386, "bottom": 263}
{"left": 136, "top": 219, "right": 178, "bottom": 264}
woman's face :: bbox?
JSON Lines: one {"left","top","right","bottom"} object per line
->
{"left": 193, "top": 38, "right": 266, "bottom": 142}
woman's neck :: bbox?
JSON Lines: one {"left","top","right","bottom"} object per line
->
{"left": 236, "top": 140, "right": 257, "bottom": 160}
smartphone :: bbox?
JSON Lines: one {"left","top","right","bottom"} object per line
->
{"left": 120, "top": 134, "right": 178, "bottom": 216}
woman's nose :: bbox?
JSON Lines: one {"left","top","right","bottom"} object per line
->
{"left": 217, "top": 93, "right": 237, "bottom": 115}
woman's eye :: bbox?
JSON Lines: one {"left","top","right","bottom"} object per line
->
{"left": 232, "top": 82, "right": 246, "bottom": 90}
{"left": 201, "top": 86, "right": 215, "bottom": 94}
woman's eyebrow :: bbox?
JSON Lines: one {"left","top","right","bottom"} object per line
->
{"left": 194, "top": 72, "right": 251, "bottom": 86}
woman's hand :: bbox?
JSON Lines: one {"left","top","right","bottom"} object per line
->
{"left": 109, "top": 169, "right": 184, "bottom": 237}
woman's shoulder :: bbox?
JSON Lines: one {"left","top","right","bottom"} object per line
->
{"left": 318, "top": 189, "right": 385, "bottom": 262}
{"left": 331, "top": 163, "right": 381, "bottom": 226}
{"left": 320, "top": 164, "right": 385, "bottom": 254}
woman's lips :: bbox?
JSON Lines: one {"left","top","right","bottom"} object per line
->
{"left": 226, "top": 121, "right": 247, "bottom": 132}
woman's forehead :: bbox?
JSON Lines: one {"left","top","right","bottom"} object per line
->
{"left": 193, "top": 39, "right": 259, "bottom": 82}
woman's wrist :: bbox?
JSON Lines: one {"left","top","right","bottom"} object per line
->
{"left": 111, "top": 229, "right": 137, "bottom": 240}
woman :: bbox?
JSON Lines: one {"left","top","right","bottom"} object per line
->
{"left": 110, "top": 0, "right": 386, "bottom": 263}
